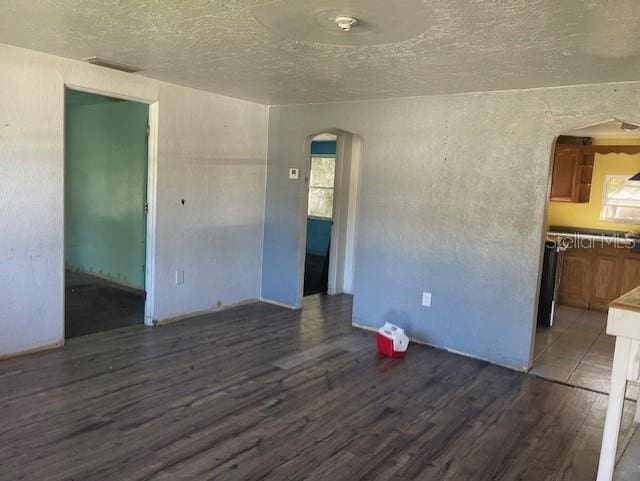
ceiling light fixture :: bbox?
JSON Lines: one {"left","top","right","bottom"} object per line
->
{"left": 334, "top": 15, "right": 358, "bottom": 32}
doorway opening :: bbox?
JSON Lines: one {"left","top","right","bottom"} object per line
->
{"left": 299, "top": 130, "right": 362, "bottom": 304}
{"left": 532, "top": 119, "right": 640, "bottom": 399}
{"left": 64, "top": 88, "right": 150, "bottom": 338}
{"left": 304, "top": 133, "right": 337, "bottom": 296}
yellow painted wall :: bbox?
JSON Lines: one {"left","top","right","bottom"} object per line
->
{"left": 547, "top": 139, "right": 640, "bottom": 231}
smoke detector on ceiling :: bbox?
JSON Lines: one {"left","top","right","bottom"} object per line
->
{"left": 334, "top": 15, "right": 358, "bottom": 32}
{"left": 251, "top": 1, "right": 432, "bottom": 46}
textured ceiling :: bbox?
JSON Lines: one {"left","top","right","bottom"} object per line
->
{"left": 2, "top": 0, "right": 640, "bottom": 105}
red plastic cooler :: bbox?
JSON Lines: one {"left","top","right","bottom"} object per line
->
{"left": 376, "top": 323, "right": 409, "bottom": 358}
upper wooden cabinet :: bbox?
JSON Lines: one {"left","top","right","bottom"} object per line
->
{"left": 550, "top": 144, "right": 594, "bottom": 203}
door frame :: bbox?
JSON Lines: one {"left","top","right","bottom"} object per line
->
{"left": 296, "top": 129, "right": 363, "bottom": 307}
{"left": 63, "top": 84, "right": 159, "bottom": 331}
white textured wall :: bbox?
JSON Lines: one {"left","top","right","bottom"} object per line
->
{"left": 0, "top": 44, "right": 267, "bottom": 357}
{"left": 263, "top": 82, "right": 640, "bottom": 370}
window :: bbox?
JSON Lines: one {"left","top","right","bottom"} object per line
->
{"left": 308, "top": 156, "right": 335, "bottom": 218}
{"left": 601, "top": 175, "right": 640, "bottom": 223}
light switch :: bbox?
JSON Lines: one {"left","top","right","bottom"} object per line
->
{"left": 289, "top": 168, "right": 299, "bottom": 179}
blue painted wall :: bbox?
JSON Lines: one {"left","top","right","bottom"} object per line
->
{"left": 311, "top": 140, "right": 336, "bottom": 155}
{"left": 262, "top": 137, "right": 338, "bottom": 305}
{"left": 260, "top": 94, "right": 565, "bottom": 371}
{"left": 306, "top": 218, "right": 331, "bottom": 255}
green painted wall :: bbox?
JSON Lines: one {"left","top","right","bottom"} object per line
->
{"left": 64, "top": 90, "right": 148, "bottom": 290}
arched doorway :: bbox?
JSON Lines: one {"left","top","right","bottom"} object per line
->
{"left": 531, "top": 119, "right": 640, "bottom": 398}
{"left": 296, "top": 129, "right": 363, "bottom": 306}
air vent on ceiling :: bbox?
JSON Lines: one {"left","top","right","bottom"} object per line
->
{"left": 621, "top": 122, "right": 640, "bottom": 132}
{"left": 82, "top": 56, "right": 139, "bottom": 73}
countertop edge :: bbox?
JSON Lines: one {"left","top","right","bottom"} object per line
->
{"left": 609, "top": 285, "right": 640, "bottom": 313}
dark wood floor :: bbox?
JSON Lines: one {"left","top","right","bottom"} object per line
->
{"left": 1, "top": 294, "right": 638, "bottom": 480}
{"left": 65, "top": 270, "right": 144, "bottom": 338}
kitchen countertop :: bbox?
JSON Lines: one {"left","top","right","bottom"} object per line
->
{"left": 610, "top": 285, "right": 640, "bottom": 313}
{"left": 548, "top": 225, "right": 637, "bottom": 239}
{"left": 547, "top": 225, "right": 640, "bottom": 252}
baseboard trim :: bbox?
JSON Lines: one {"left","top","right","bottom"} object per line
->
{"left": 351, "top": 321, "right": 528, "bottom": 373}
{"left": 156, "top": 298, "right": 259, "bottom": 326}
{"left": 259, "top": 297, "right": 298, "bottom": 310}
{"left": 0, "top": 340, "right": 64, "bottom": 361}
{"left": 66, "top": 267, "right": 144, "bottom": 294}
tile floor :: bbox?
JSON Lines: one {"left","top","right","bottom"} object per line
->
{"left": 531, "top": 304, "right": 639, "bottom": 400}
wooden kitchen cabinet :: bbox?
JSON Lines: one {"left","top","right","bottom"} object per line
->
{"left": 621, "top": 256, "right": 640, "bottom": 294}
{"left": 550, "top": 145, "right": 581, "bottom": 201}
{"left": 557, "top": 245, "right": 640, "bottom": 311}
{"left": 590, "top": 252, "right": 623, "bottom": 311}
{"left": 550, "top": 144, "right": 594, "bottom": 203}
{"left": 557, "top": 248, "right": 590, "bottom": 308}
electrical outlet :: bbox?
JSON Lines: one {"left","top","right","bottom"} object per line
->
{"left": 175, "top": 269, "right": 184, "bottom": 285}
{"left": 289, "top": 168, "right": 299, "bottom": 179}
{"left": 422, "top": 291, "right": 431, "bottom": 307}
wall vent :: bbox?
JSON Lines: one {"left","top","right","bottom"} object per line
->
{"left": 82, "top": 56, "right": 139, "bottom": 73}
